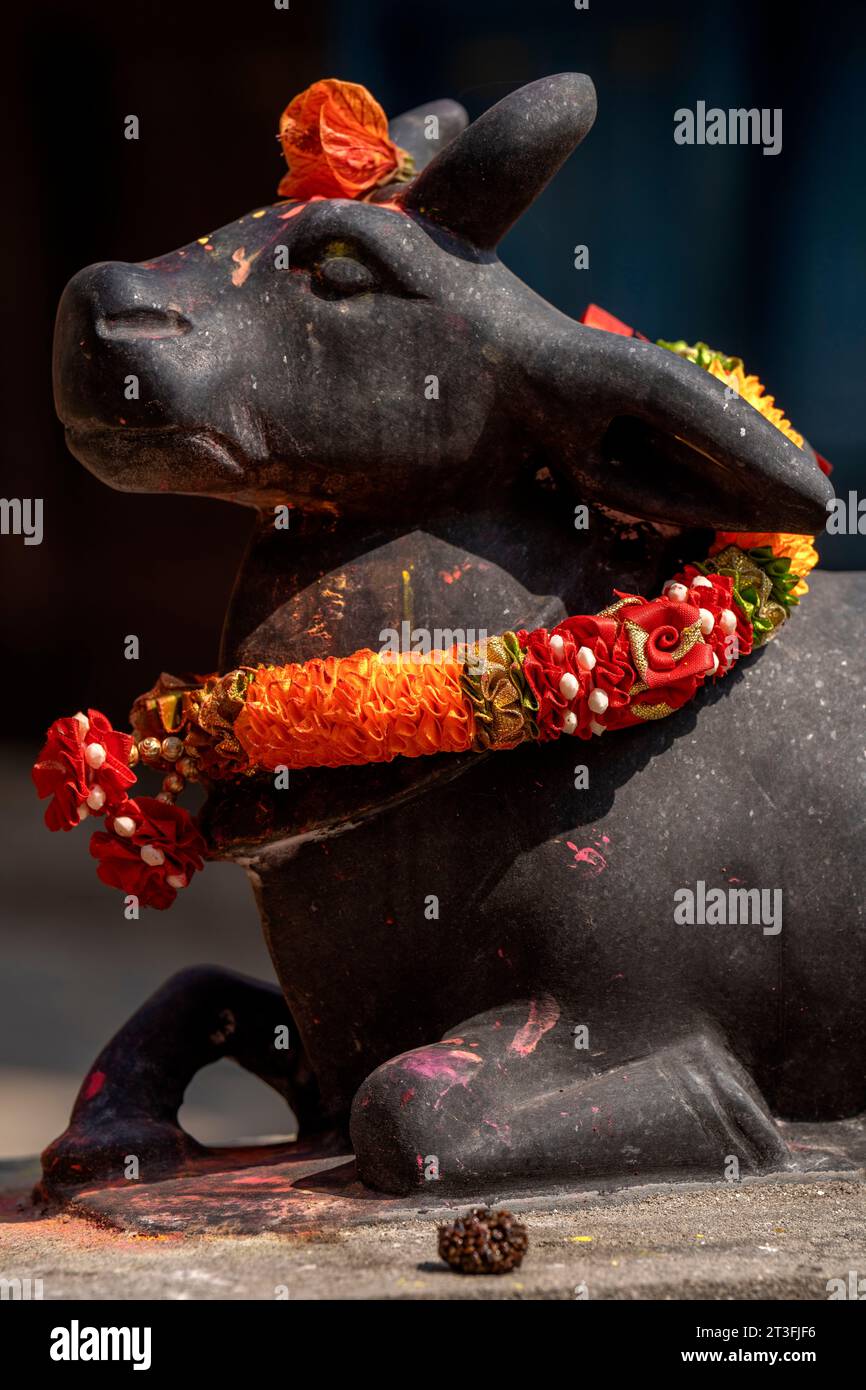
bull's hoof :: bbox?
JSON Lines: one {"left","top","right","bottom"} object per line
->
{"left": 37, "top": 1117, "right": 204, "bottom": 1198}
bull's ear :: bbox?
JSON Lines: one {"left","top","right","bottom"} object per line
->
{"left": 519, "top": 321, "right": 834, "bottom": 535}
{"left": 400, "top": 73, "right": 597, "bottom": 248}
{"left": 388, "top": 99, "right": 469, "bottom": 172}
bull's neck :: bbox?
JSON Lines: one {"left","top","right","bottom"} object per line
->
{"left": 220, "top": 483, "right": 708, "bottom": 669}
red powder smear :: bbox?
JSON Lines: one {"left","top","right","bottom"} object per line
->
{"left": 400, "top": 1047, "right": 481, "bottom": 1085}
{"left": 566, "top": 842, "right": 607, "bottom": 875}
{"left": 231, "top": 246, "right": 260, "bottom": 287}
{"left": 279, "top": 196, "right": 326, "bottom": 220}
{"left": 509, "top": 994, "right": 560, "bottom": 1056}
{"left": 400, "top": 1089, "right": 415, "bottom": 1107}
{"left": 276, "top": 195, "right": 407, "bottom": 222}
{"left": 82, "top": 1070, "right": 106, "bottom": 1101}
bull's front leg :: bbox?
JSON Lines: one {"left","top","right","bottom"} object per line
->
{"left": 38, "top": 965, "right": 328, "bottom": 1195}
{"left": 350, "top": 1007, "right": 792, "bottom": 1195}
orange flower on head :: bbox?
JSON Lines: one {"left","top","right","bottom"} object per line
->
{"left": 278, "top": 79, "right": 414, "bottom": 200}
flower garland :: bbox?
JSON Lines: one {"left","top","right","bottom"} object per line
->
{"left": 32, "top": 523, "right": 820, "bottom": 910}
{"left": 31, "top": 83, "right": 829, "bottom": 909}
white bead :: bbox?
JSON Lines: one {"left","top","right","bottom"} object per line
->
{"left": 114, "top": 815, "right": 136, "bottom": 837}
{"left": 666, "top": 582, "right": 689, "bottom": 603}
{"left": 140, "top": 844, "right": 165, "bottom": 867}
{"left": 576, "top": 645, "right": 596, "bottom": 672}
{"left": 76, "top": 804, "right": 90, "bottom": 822}
{"left": 699, "top": 607, "right": 715, "bottom": 635}
{"left": 719, "top": 608, "right": 737, "bottom": 635}
{"left": 166, "top": 874, "right": 188, "bottom": 890}
{"left": 85, "top": 742, "right": 107, "bottom": 770}
{"left": 86, "top": 785, "right": 106, "bottom": 811}
{"left": 560, "top": 711, "right": 578, "bottom": 735}
{"left": 711, "top": 652, "right": 720, "bottom": 674}
{"left": 559, "top": 672, "right": 579, "bottom": 701}
{"left": 588, "top": 688, "right": 609, "bottom": 715}
{"left": 589, "top": 720, "right": 606, "bottom": 736}
{"left": 692, "top": 576, "right": 713, "bottom": 589}
{"left": 73, "top": 711, "right": 90, "bottom": 734}
{"left": 549, "top": 633, "right": 565, "bottom": 660}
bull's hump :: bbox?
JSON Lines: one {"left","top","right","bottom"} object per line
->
{"left": 203, "top": 530, "right": 564, "bottom": 855}
{"left": 223, "top": 528, "right": 565, "bottom": 668}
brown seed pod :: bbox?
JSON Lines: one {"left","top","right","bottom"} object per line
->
{"left": 437, "top": 1207, "right": 528, "bottom": 1275}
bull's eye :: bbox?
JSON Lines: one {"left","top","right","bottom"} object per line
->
{"left": 315, "top": 255, "right": 378, "bottom": 299}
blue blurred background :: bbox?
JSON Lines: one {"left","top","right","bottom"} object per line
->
{"left": 335, "top": 0, "right": 864, "bottom": 568}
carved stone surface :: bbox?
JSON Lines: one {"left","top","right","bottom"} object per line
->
{"left": 43, "top": 74, "right": 861, "bottom": 1205}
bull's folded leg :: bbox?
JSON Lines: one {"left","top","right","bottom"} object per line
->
{"left": 38, "top": 965, "right": 324, "bottom": 1193}
{"left": 351, "top": 1008, "right": 791, "bottom": 1195}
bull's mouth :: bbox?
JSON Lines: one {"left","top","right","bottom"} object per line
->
{"left": 64, "top": 424, "right": 246, "bottom": 495}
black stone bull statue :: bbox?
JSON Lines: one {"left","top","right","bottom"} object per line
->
{"left": 43, "top": 74, "right": 863, "bottom": 1198}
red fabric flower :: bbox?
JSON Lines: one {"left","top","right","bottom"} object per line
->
{"left": 518, "top": 616, "right": 635, "bottom": 740}
{"left": 32, "top": 709, "right": 135, "bottom": 832}
{"left": 670, "top": 566, "right": 753, "bottom": 675}
{"left": 89, "top": 796, "right": 207, "bottom": 911}
{"left": 614, "top": 595, "right": 715, "bottom": 722}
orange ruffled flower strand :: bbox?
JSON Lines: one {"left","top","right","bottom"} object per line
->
{"left": 236, "top": 649, "right": 474, "bottom": 771}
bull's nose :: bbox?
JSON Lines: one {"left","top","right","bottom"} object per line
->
{"left": 58, "top": 260, "right": 193, "bottom": 339}
{"left": 95, "top": 307, "right": 192, "bottom": 341}
{"left": 54, "top": 260, "right": 195, "bottom": 430}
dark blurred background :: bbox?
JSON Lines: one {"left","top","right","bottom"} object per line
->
{"left": 1, "top": 0, "right": 863, "bottom": 1156}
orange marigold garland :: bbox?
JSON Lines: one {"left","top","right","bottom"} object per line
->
{"left": 237, "top": 649, "right": 474, "bottom": 771}
{"left": 32, "top": 525, "right": 819, "bottom": 910}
